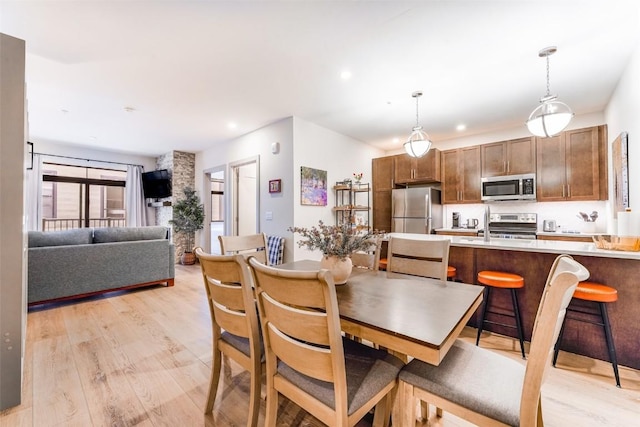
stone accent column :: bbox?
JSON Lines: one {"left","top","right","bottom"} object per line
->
{"left": 154, "top": 151, "right": 196, "bottom": 261}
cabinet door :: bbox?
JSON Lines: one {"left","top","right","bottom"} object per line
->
{"left": 506, "top": 137, "right": 536, "bottom": 175}
{"left": 441, "top": 149, "right": 460, "bottom": 204}
{"left": 536, "top": 134, "right": 567, "bottom": 201}
{"left": 393, "top": 154, "right": 413, "bottom": 184}
{"left": 413, "top": 148, "right": 441, "bottom": 183}
{"left": 372, "top": 156, "right": 394, "bottom": 191}
{"left": 460, "top": 146, "right": 481, "bottom": 203}
{"left": 372, "top": 190, "right": 392, "bottom": 232}
{"left": 480, "top": 142, "right": 506, "bottom": 177}
{"left": 565, "top": 127, "right": 600, "bottom": 200}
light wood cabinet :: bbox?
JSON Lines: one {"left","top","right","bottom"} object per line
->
{"left": 393, "top": 149, "right": 441, "bottom": 184}
{"left": 481, "top": 137, "right": 535, "bottom": 177}
{"left": 536, "top": 125, "right": 607, "bottom": 201}
{"left": 441, "top": 146, "right": 481, "bottom": 204}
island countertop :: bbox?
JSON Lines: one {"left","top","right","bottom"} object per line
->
{"left": 387, "top": 232, "right": 640, "bottom": 260}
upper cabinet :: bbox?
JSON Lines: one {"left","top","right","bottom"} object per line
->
{"left": 481, "top": 137, "right": 536, "bottom": 177}
{"left": 372, "top": 156, "right": 395, "bottom": 191}
{"left": 393, "top": 149, "right": 441, "bottom": 185}
{"left": 441, "top": 146, "right": 481, "bottom": 204}
{"left": 536, "top": 125, "right": 608, "bottom": 201}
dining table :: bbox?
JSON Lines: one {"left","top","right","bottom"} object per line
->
{"left": 278, "top": 260, "right": 484, "bottom": 366}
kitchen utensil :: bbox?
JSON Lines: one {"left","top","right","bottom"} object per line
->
{"left": 590, "top": 211, "right": 598, "bottom": 222}
{"left": 543, "top": 220, "right": 557, "bottom": 232}
{"left": 578, "top": 212, "right": 589, "bottom": 221}
{"left": 466, "top": 218, "right": 479, "bottom": 229}
{"left": 452, "top": 212, "right": 460, "bottom": 228}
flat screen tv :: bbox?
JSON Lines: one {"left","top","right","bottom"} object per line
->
{"left": 142, "top": 169, "right": 172, "bottom": 199}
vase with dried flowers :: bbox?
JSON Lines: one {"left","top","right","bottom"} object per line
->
{"left": 288, "top": 220, "right": 380, "bottom": 284}
{"left": 353, "top": 172, "right": 363, "bottom": 185}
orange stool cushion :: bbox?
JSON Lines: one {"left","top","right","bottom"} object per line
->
{"left": 447, "top": 265, "right": 456, "bottom": 278}
{"left": 477, "top": 270, "right": 524, "bottom": 288}
{"left": 573, "top": 282, "right": 618, "bottom": 303}
{"left": 379, "top": 258, "right": 387, "bottom": 271}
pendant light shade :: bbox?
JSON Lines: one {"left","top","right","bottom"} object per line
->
{"left": 404, "top": 91, "right": 432, "bottom": 158}
{"left": 526, "top": 46, "right": 574, "bottom": 138}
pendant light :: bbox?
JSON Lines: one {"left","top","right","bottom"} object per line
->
{"left": 404, "top": 91, "right": 432, "bottom": 158}
{"left": 526, "top": 46, "right": 574, "bottom": 138}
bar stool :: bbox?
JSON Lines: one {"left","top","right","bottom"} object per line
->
{"left": 447, "top": 265, "right": 456, "bottom": 281}
{"left": 379, "top": 257, "right": 387, "bottom": 271}
{"left": 553, "top": 281, "right": 620, "bottom": 387}
{"left": 476, "top": 270, "right": 526, "bottom": 359}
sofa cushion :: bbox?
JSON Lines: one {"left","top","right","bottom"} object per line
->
{"left": 28, "top": 228, "right": 93, "bottom": 248}
{"left": 93, "top": 226, "right": 168, "bottom": 243}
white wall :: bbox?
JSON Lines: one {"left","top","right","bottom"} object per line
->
{"left": 292, "top": 117, "right": 385, "bottom": 261}
{"left": 195, "top": 117, "right": 295, "bottom": 260}
{"left": 606, "top": 38, "right": 640, "bottom": 217}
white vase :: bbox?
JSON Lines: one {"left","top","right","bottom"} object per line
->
{"left": 320, "top": 255, "right": 353, "bottom": 285}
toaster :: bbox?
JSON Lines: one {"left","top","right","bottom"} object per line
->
{"left": 543, "top": 220, "right": 557, "bottom": 232}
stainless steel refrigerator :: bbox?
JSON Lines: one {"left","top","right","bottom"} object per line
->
{"left": 391, "top": 187, "right": 443, "bottom": 234}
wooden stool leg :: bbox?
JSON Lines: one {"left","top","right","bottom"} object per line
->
{"left": 476, "top": 286, "right": 491, "bottom": 346}
{"left": 599, "top": 302, "right": 621, "bottom": 387}
{"left": 510, "top": 288, "right": 526, "bottom": 359}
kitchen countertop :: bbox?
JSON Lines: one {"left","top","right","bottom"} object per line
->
{"left": 434, "top": 228, "right": 479, "bottom": 234}
{"left": 387, "top": 232, "right": 640, "bottom": 260}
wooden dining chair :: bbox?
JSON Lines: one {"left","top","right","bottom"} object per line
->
{"left": 397, "top": 254, "right": 590, "bottom": 427}
{"left": 350, "top": 237, "right": 382, "bottom": 271}
{"left": 247, "top": 257, "right": 404, "bottom": 427}
{"left": 219, "top": 233, "right": 269, "bottom": 264}
{"left": 195, "top": 247, "right": 262, "bottom": 427}
{"left": 386, "top": 237, "right": 450, "bottom": 280}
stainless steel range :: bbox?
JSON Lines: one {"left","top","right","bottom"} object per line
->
{"left": 479, "top": 213, "right": 537, "bottom": 240}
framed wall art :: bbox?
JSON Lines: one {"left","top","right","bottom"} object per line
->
{"left": 269, "top": 179, "right": 281, "bottom": 193}
{"left": 612, "top": 132, "right": 629, "bottom": 218}
{"left": 300, "top": 166, "right": 327, "bottom": 206}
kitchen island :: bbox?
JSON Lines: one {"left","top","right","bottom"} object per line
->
{"left": 385, "top": 233, "right": 640, "bottom": 370}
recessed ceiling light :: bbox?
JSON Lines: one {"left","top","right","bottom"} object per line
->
{"left": 60, "top": 109, "right": 69, "bottom": 114}
{"left": 124, "top": 106, "right": 136, "bottom": 113}
{"left": 392, "top": 138, "right": 400, "bottom": 144}
{"left": 456, "top": 124, "right": 467, "bottom": 131}
{"left": 228, "top": 122, "right": 237, "bottom": 129}
{"left": 340, "top": 70, "right": 352, "bottom": 80}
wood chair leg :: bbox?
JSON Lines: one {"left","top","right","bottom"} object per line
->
{"left": 264, "top": 385, "right": 278, "bottom": 427}
{"left": 205, "top": 348, "right": 222, "bottom": 413}
{"left": 247, "top": 369, "right": 261, "bottom": 427}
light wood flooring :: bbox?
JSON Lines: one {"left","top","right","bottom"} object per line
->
{"left": 1, "top": 264, "right": 639, "bottom": 426}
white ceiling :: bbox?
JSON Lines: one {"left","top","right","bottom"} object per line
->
{"left": 2, "top": 1, "right": 639, "bottom": 156}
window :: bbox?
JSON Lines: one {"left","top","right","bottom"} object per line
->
{"left": 210, "top": 179, "right": 224, "bottom": 222}
{"left": 41, "top": 163, "right": 127, "bottom": 230}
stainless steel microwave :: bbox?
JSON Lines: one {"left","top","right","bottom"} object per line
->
{"left": 481, "top": 173, "right": 536, "bottom": 202}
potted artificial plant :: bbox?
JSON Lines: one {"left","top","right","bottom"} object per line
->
{"left": 169, "top": 187, "right": 205, "bottom": 265}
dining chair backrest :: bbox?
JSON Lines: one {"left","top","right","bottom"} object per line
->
{"left": 350, "top": 237, "right": 382, "bottom": 271}
{"left": 194, "top": 247, "right": 262, "bottom": 425}
{"left": 387, "top": 237, "right": 450, "bottom": 280}
{"left": 520, "top": 254, "right": 589, "bottom": 421}
{"left": 248, "top": 257, "right": 402, "bottom": 426}
{"left": 219, "top": 233, "right": 268, "bottom": 264}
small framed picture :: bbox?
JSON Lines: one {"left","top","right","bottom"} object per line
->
{"left": 269, "top": 179, "right": 282, "bottom": 193}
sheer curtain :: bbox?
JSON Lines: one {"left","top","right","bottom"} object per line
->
{"left": 126, "top": 165, "right": 148, "bottom": 227}
{"left": 26, "top": 153, "right": 43, "bottom": 231}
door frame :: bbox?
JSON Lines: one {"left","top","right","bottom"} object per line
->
{"left": 229, "top": 156, "right": 260, "bottom": 236}
{"left": 202, "top": 164, "right": 226, "bottom": 253}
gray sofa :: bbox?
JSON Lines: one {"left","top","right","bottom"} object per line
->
{"left": 28, "top": 226, "right": 175, "bottom": 306}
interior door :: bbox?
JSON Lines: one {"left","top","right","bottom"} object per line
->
{"left": 230, "top": 157, "right": 259, "bottom": 236}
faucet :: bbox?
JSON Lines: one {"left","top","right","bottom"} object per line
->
{"left": 483, "top": 204, "right": 491, "bottom": 242}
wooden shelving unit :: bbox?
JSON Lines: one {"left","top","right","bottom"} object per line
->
{"left": 333, "top": 181, "right": 370, "bottom": 230}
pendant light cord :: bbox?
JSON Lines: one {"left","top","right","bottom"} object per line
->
{"left": 546, "top": 54, "right": 551, "bottom": 97}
